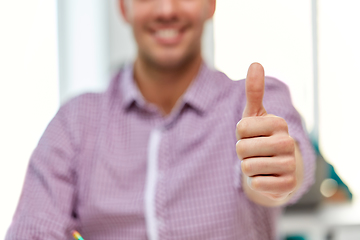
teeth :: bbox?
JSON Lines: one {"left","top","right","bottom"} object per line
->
{"left": 156, "top": 29, "right": 179, "bottom": 39}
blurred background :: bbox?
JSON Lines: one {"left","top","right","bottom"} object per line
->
{"left": 1, "top": 0, "right": 360, "bottom": 239}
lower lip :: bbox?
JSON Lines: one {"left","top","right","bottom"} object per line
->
{"left": 153, "top": 30, "right": 185, "bottom": 46}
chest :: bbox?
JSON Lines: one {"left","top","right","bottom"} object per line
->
{"left": 76, "top": 108, "right": 249, "bottom": 239}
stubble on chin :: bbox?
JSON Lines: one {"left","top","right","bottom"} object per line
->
{"left": 138, "top": 43, "right": 200, "bottom": 73}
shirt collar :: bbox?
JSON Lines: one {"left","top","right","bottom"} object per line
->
{"left": 120, "top": 62, "right": 216, "bottom": 114}
{"left": 120, "top": 63, "right": 147, "bottom": 110}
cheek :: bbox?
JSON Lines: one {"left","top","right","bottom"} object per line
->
{"left": 130, "top": 19, "right": 150, "bottom": 44}
{"left": 187, "top": 15, "right": 206, "bottom": 43}
{"left": 184, "top": 8, "right": 208, "bottom": 36}
{"left": 129, "top": 4, "right": 152, "bottom": 34}
{"left": 182, "top": 1, "right": 209, "bottom": 21}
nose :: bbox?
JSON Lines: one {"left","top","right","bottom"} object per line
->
{"left": 155, "top": 0, "right": 177, "bottom": 21}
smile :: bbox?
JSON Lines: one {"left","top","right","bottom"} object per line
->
{"left": 152, "top": 27, "right": 185, "bottom": 45}
{"left": 155, "top": 29, "right": 180, "bottom": 39}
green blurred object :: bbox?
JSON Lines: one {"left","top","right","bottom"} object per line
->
{"left": 328, "top": 163, "right": 353, "bottom": 199}
{"left": 286, "top": 134, "right": 352, "bottom": 210}
{"left": 285, "top": 235, "right": 306, "bottom": 240}
{"left": 313, "top": 136, "right": 352, "bottom": 199}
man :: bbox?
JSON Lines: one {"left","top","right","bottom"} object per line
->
{"left": 6, "top": 0, "right": 315, "bottom": 239}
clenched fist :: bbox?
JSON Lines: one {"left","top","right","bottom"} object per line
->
{"left": 236, "top": 63, "right": 301, "bottom": 205}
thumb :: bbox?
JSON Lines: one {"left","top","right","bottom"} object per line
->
{"left": 243, "top": 62, "right": 267, "bottom": 118}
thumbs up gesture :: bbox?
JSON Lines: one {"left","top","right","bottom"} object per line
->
{"left": 236, "top": 63, "right": 298, "bottom": 204}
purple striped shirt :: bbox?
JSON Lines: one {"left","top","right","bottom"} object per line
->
{"left": 6, "top": 63, "right": 315, "bottom": 240}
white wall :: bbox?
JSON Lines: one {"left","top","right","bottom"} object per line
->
{"left": 58, "top": 0, "right": 110, "bottom": 104}
{"left": 0, "top": 0, "right": 59, "bottom": 238}
{"left": 108, "top": 0, "right": 136, "bottom": 72}
{"left": 318, "top": 0, "right": 360, "bottom": 202}
{"left": 214, "top": 0, "right": 314, "bottom": 133}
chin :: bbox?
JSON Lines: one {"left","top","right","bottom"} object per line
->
{"left": 151, "top": 51, "right": 198, "bottom": 71}
{"left": 157, "top": 57, "right": 185, "bottom": 69}
{"left": 139, "top": 42, "right": 200, "bottom": 70}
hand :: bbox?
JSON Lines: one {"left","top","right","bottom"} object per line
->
{"left": 236, "top": 63, "right": 297, "bottom": 201}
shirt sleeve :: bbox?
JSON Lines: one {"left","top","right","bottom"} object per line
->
{"left": 5, "top": 101, "right": 79, "bottom": 239}
{"left": 262, "top": 76, "right": 316, "bottom": 205}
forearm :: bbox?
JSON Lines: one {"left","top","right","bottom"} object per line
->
{"left": 242, "top": 142, "right": 304, "bottom": 207}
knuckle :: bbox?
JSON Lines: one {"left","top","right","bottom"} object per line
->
{"left": 251, "top": 178, "right": 260, "bottom": 190}
{"left": 283, "top": 157, "right": 296, "bottom": 173}
{"left": 275, "top": 136, "right": 294, "bottom": 153}
{"left": 283, "top": 175, "right": 297, "bottom": 192}
{"left": 287, "top": 136, "right": 295, "bottom": 153}
{"left": 272, "top": 137, "right": 283, "bottom": 151}
{"left": 274, "top": 117, "right": 288, "bottom": 132}
{"left": 241, "top": 161, "right": 251, "bottom": 176}
{"left": 236, "top": 119, "right": 248, "bottom": 138}
{"left": 236, "top": 140, "right": 245, "bottom": 159}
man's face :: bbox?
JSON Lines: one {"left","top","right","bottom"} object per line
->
{"left": 121, "top": 0, "right": 215, "bottom": 69}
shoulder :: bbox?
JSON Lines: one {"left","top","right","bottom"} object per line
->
{"left": 262, "top": 76, "right": 293, "bottom": 110}
{"left": 59, "top": 92, "right": 104, "bottom": 124}
{"left": 263, "top": 76, "right": 291, "bottom": 98}
{"left": 201, "top": 68, "right": 246, "bottom": 119}
{"left": 264, "top": 76, "right": 290, "bottom": 91}
{"left": 56, "top": 68, "right": 125, "bottom": 136}
{"left": 206, "top": 68, "right": 245, "bottom": 99}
